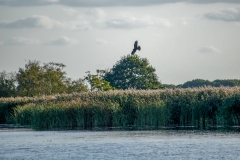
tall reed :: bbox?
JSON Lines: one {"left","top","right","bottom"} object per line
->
{"left": 1, "top": 86, "right": 240, "bottom": 129}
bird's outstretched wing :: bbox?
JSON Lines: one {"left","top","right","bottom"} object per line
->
{"left": 137, "top": 46, "right": 141, "bottom": 51}
{"left": 134, "top": 41, "right": 138, "bottom": 49}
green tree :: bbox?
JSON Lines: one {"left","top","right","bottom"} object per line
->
{"left": 103, "top": 55, "right": 163, "bottom": 90}
{"left": 85, "top": 70, "right": 116, "bottom": 91}
{"left": 0, "top": 71, "right": 17, "bottom": 97}
{"left": 181, "top": 79, "right": 212, "bottom": 88}
{"left": 17, "top": 60, "right": 71, "bottom": 96}
{"left": 17, "top": 60, "right": 43, "bottom": 96}
{"left": 41, "top": 62, "right": 68, "bottom": 95}
{"left": 212, "top": 79, "right": 240, "bottom": 87}
{"left": 163, "top": 84, "right": 176, "bottom": 89}
{"left": 66, "top": 78, "right": 88, "bottom": 93}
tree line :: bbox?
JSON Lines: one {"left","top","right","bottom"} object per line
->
{"left": 0, "top": 60, "right": 88, "bottom": 97}
{"left": 164, "top": 79, "right": 240, "bottom": 89}
{"left": 0, "top": 55, "right": 162, "bottom": 97}
{"left": 1, "top": 55, "right": 240, "bottom": 97}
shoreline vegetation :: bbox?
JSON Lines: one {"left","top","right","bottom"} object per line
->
{"left": 0, "top": 86, "right": 240, "bottom": 130}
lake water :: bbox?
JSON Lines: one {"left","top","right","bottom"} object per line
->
{"left": 1, "top": 129, "right": 240, "bottom": 160}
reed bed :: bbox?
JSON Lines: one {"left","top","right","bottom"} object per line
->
{"left": 1, "top": 86, "right": 240, "bottom": 129}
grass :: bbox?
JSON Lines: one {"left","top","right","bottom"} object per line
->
{"left": 1, "top": 86, "right": 240, "bottom": 130}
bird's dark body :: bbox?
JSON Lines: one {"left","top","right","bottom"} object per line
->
{"left": 131, "top": 41, "right": 141, "bottom": 55}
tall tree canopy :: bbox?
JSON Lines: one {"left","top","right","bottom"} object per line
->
{"left": 212, "top": 79, "right": 240, "bottom": 87}
{"left": 65, "top": 78, "right": 88, "bottom": 93}
{"left": 17, "top": 61, "right": 67, "bottom": 96}
{"left": 85, "top": 70, "right": 115, "bottom": 91}
{"left": 180, "top": 79, "right": 240, "bottom": 88}
{"left": 104, "top": 55, "right": 163, "bottom": 90}
{"left": 181, "top": 79, "right": 212, "bottom": 88}
{"left": 16, "top": 60, "right": 88, "bottom": 96}
{"left": 0, "top": 71, "right": 17, "bottom": 97}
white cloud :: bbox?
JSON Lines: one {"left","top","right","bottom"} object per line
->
{"left": 0, "top": 15, "right": 90, "bottom": 30}
{"left": 4, "top": 37, "right": 41, "bottom": 45}
{"left": 73, "top": 10, "right": 172, "bottom": 29}
{"left": 2, "top": 36, "right": 78, "bottom": 46}
{"left": 204, "top": 8, "right": 240, "bottom": 22}
{"left": 105, "top": 18, "right": 140, "bottom": 29}
{"left": 105, "top": 15, "right": 171, "bottom": 29}
{"left": 0, "top": 15, "right": 63, "bottom": 29}
{"left": 67, "top": 17, "right": 90, "bottom": 30}
{"left": 95, "top": 38, "right": 108, "bottom": 45}
{"left": 62, "top": 7, "right": 77, "bottom": 15}
{"left": 44, "top": 36, "right": 78, "bottom": 45}
{"left": 85, "top": 8, "right": 106, "bottom": 20}
{"left": 0, "top": 41, "right": 3, "bottom": 45}
{"left": 143, "top": 16, "right": 171, "bottom": 27}
{"left": 0, "top": 10, "right": 170, "bottom": 31}
{"left": 181, "top": 17, "right": 188, "bottom": 25}
{"left": 0, "top": 0, "right": 58, "bottom": 6}
{"left": 83, "top": 8, "right": 106, "bottom": 28}
{"left": 199, "top": 46, "right": 220, "bottom": 53}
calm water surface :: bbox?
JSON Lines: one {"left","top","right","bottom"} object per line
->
{"left": 0, "top": 129, "right": 240, "bottom": 160}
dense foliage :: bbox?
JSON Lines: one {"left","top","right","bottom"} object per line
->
{"left": 164, "top": 79, "right": 240, "bottom": 89}
{"left": 104, "top": 55, "right": 163, "bottom": 90}
{"left": 181, "top": 79, "right": 212, "bottom": 88}
{"left": 1, "top": 87, "right": 240, "bottom": 130}
{"left": 17, "top": 60, "right": 69, "bottom": 96}
{"left": 0, "top": 71, "right": 17, "bottom": 97}
{"left": 0, "top": 60, "right": 88, "bottom": 97}
{"left": 212, "top": 79, "right": 240, "bottom": 87}
{"left": 84, "top": 70, "right": 116, "bottom": 91}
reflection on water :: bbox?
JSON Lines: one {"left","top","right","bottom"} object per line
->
{"left": 0, "top": 128, "right": 240, "bottom": 160}
{"left": 1, "top": 123, "right": 240, "bottom": 132}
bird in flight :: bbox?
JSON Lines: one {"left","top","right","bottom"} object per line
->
{"left": 131, "top": 40, "right": 141, "bottom": 55}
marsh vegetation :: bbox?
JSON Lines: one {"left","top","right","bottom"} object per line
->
{"left": 0, "top": 86, "right": 239, "bottom": 130}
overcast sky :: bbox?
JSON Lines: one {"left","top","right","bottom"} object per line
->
{"left": 0, "top": 0, "right": 240, "bottom": 85}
